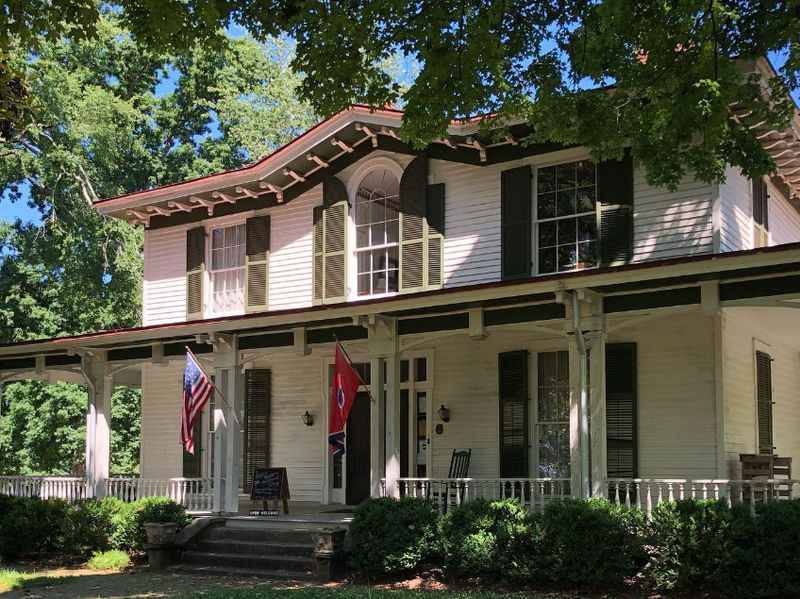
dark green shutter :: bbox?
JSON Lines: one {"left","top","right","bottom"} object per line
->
{"left": 756, "top": 351, "right": 774, "bottom": 455}
{"left": 186, "top": 227, "right": 205, "bottom": 320}
{"left": 243, "top": 369, "right": 271, "bottom": 492}
{"left": 598, "top": 152, "right": 634, "bottom": 266}
{"left": 313, "top": 176, "right": 348, "bottom": 303}
{"left": 245, "top": 215, "right": 270, "bottom": 311}
{"left": 753, "top": 178, "right": 769, "bottom": 230}
{"left": 426, "top": 182, "right": 445, "bottom": 288}
{"left": 501, "top": 165, "right": 532, "bottom": 280}
{"left": 499, "top": 350, "right": 529, "bottom": 477}
{"left": 606, "top": 343, "right": 638, "bottom": 478}
{"left": 400, "top": 155, "right": 428, "bottom": 291}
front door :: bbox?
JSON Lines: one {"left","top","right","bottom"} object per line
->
{"left": 346, "top": 391, "right": 371, "bottom": 505}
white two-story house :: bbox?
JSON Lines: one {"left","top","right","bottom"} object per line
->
{"left": 2, "top": 58, "right": 800, "bottom": 516}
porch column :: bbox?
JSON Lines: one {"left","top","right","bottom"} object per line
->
{"left": 367, "top": 316, "right": 399, "bottom": 498}
{"left": 587, "top": 326, "right": 607, "bottom": 497}
{"left": 84, "top": 353, "right": 111, "bottom": 499}
{"left": 369, "top": 356, "right": 386, "bottom": 497}
{"left": 212, "top": 335, "right": 242, "bottom": 514}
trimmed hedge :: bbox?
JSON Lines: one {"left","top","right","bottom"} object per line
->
{"left": 351, "top": 496, "right": 800, "bottom": 597}
{"left": 349, "top": 497, "right": 439, "bottom": 577}
{"left": 0, "top": 494, "right": 188, "bottom": 560}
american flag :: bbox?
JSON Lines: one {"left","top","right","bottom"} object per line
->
{"left": 181, "top": 349, "right": 214, "bottom": 454}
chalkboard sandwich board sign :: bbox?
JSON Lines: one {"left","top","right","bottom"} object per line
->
{"left": 249, "top": 467, "right": 290, "bottom": 516}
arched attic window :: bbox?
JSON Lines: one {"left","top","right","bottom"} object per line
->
{"left": 354, "top": 168, "right": 400, "bottom": 296}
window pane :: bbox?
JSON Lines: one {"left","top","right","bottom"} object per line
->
{"left": 357, "top": 251, "right": 371, "bottom": 274}
{"left": 576, "top": 187, "right": 596, "bottom": 213}
{"left": 356, "top": 225, "right": 369, "bottom": 248}
{"left": 538, "top": 192, "right": 556, "bottom": 219}
{"left": 388, "top": 269, "right": 398, "bottom": 292}
{"left": 386, "top": 219, "right": 399, "bottom": 243}
{"left": 374, "top": 249, "right": 387, "bottom": 270}
{"left": 537, "top": 423, "right": 570, "bottom": 478}
{"left": 558, "top": 245, "right": 577, "bottom": 271}
{"left": 400, "top": 360, "right": 410, "bottom": 383}
{"left": 212, "top": 228, "right": 223, "bottom": 250}
{"left": 576, "top": 160, "right": 595, "bottom": 188}
{"left": 556, "top": 188, "right": 576, "bottom": 217}
{"left": 539, "top": 247, "right": 556, "bottom": 274}
{"left": 372, "top": 271, "right": 387, "bottom": 294}
{"left": 358, "top": 274, "right": 371, "bottom": 295}
{"left": 557, "top": 163, "right": 575, "bottom": 190}
{"left": 557, "top": 218, "right": 576, "bottom": 245}
{"left": 578, "top": 242, "right": 597, "bottom": 267}
{"left": 415, "top": 357, "right": 427, "bottom": 382}
{"left": 539, "top": 221, "right": 556, "bottom": 247}
{"left": 388, "top": 246, "right": 399, "bottom": 269}
{"left": 370, "top": 199, "right": 385, "bottom": 223}
{"left": 386, "top": 196, "right": 400, "bottom": 220}
{"left": 538, "top": 166, "right": 556, "bottom": 193}
{"left": 355, "top": 202, "right": 369, "bottom": 225}
{"left": 371, "top": 222, "right": 385, "bottom": 246}
{"left": 578, "top": 215, "right": 596, "bottom": 242}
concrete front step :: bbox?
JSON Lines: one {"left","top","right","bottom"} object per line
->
{"left": 182, "top": 549, "right": 316, "bottom": 576}
{"left": 203, "top": 525, "right": 319, "bottom": 545}
{"left": 195, "top": 538, "right": 314, "bottom": 557}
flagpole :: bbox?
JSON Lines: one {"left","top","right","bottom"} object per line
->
{"left": 333, "top": 334, "right": 375, "bottom": 403}
{"left": 186, "top": 346, "right": 241, "bottom": 427}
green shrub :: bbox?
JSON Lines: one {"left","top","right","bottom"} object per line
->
{"left": 439, "top": 498, "right": 532, "bottom": 579}
{"left": 64, "top": 498, "right": 124, "bottom": 555}
{"left": 349, "top": 497, "right": 439, "bottom": 577}
{"left": 109, "top": 496, "right": 189, "bottom": 552}
{"left": 87, "top": 549, "right": 131, "bottom": 570}
{"left": 0, "top": 495, "right": 72, "bottom": 559}
{"left": 645, "top": 499, "right": 733, "bottom": 591}
{"left": 534, "top": 498, "right": 645, "bottom": 587}
{"left": 720, "top": 501, "right": 800, "bottom": 598}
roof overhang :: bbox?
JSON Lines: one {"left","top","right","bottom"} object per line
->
{"left": 3, "top": 242, "right": 800, "bottom": 373}
{"left": 94, "top": 106, "right": 536, "bottom": 229}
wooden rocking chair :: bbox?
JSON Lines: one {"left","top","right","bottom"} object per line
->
{"left": 432, "top": 449, "right": 472, "bottom": 512}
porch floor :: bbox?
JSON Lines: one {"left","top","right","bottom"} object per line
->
{"left": 227, "top": 499, "right": 355, "bottom": 524}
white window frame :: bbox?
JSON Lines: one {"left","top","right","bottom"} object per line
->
{"left": 533, "top": 158, "right": 600, "bottom": 276}
{"left": 204, "top": 218, "right": 247, "bottom": 317}
{"left": 346, "top": 157, "right": 405, "bottom": 301}
{"left": 400, "top": 352, "right": 434, "bottom": 479}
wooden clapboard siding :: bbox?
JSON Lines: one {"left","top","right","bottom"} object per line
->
{"left": 722, "top": 307, "right": 800, "bottom": 476}
{"left": 766, "top": 178, "right": 800, "bottom": 246}
{"left": 143, "top": 227, "right": 187, "bottom": 326}
{"left": 140, "top": 362, "right": 183, "bottom": 479}
{"left": 608, "top": 310, "right": 717, "bottom": 478}
{"left": 718, "top": 166, "right": 756, "bottom": 253}
{"left": 632, "top": 169, "right": 715, "bottom": 262}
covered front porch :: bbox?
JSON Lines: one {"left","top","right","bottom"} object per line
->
{"left": 3, "top": 245, "right": 800, "bottom": 517}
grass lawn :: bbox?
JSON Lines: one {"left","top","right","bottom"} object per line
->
{"left": 0, "top": 569, "right": 61, "bottom": 592}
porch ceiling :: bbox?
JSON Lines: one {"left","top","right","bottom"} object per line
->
{"left": 2, "top": 242, "right": 800, "bottom": 378}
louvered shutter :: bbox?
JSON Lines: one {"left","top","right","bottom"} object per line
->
{"left": 499, "top": 350, "right": 529, "bottom": 477}
{"left": 501, "top": 165, "right": 532, "bottom": 280}
{"left": 313, "top": 177, "right": 348, "bottom": 304}
{"left": 753, "top": 178, "right": 769, "bottom": 230}
{"left": 756, "top": 350, "right": 774, "bottom": 455}
{"left": 245, "top": 215, "right": 270, "bottom": 312}
{"left": 426, "top": 182, "right": 445, "bottom": 288}
{"left": 243, "top": 369, "right": 271, "bottom": 492}
{"left": 400, "top": 155, "right": 428, "bottom": 291}
{"left": 186, "top": 227, "right": 205, "bottom": 320}
{"left": 606, "top": 343, "right": 638, "bottom": 478}
{"left": 598, "top": 153, "right": 634, "bottom": 266}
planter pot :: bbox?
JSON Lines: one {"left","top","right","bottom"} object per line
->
{"left": 144, "top": 522, "right": 178, "bottom": 546}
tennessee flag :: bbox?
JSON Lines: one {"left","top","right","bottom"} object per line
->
{"left": 328, "top": 343, "right": 364, "bottom": 456}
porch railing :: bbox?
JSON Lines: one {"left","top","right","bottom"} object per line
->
{"left": 0, "top": 475, "right": 215, "bottom": 513}
{"left": 105, "top": 477, "right": 216, "bottom": 513}
{"left": 394, "top": 477, "right": 571, "bottom": 514}
{"left": 0, "top": 476, "right": 89, "bottom": 501}
{"left": 607, "top": 478, "right": 800, "bottom": 517}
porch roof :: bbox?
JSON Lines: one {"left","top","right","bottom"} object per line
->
{"left": 2, "top": 242, "right": 800, "bottom": 374}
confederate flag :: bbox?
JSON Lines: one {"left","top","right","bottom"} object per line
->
{"left": 328, "top": 343, "right": 364, "bottom": 456}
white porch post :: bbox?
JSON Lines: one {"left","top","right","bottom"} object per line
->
{"left": 84, "top": 353, "right": 111, "bottom": 499}
{"left": 588, "top": 325, "right": 607, "bottom": 497}
{"left": 212, "top": 334, "right": 242, "bottom": 514}
{"left": 369, "top": 355, "right": 386, "bottom": 497}
{"left": 367, "top": 316, "right": 399, "bottom": 498}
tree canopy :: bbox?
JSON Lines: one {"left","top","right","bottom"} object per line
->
{"left": 2, "top": 1, "right": 799, "bottom": 190}
{"left": 0, "top": 16, "right": 314, "bottom": 474}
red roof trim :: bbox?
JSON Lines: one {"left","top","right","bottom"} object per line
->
{"left": 2, "top": 241, "right": 800, "bottom": 352}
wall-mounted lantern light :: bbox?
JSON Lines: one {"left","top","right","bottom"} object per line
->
{"left": 437, "top": 404, "right": 451, "bottom": 423}
{"left": 301, "top": 411, "right": 314, "bottom": 427}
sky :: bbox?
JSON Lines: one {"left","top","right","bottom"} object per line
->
{"left": 0, "top": 41, "right": 798, "bottom": 227}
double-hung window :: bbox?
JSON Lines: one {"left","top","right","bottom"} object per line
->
{"left": 536, "top": 160, "right": 598, "bottom": 274}
{"left": 209, "top": 223, "right": 246, "bottom": 315}
{"left": 355, "top": 169, "right": 400, "bottom": 296}
{"left": 536, "top": 351, "right": 570, "bottom": 478}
